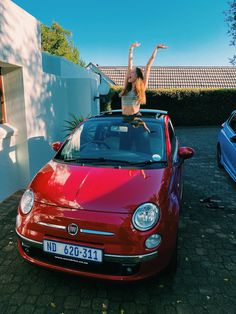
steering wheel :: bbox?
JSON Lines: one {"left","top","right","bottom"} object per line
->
{"left": 80, "top": 140, "right": 111, "bottom": 151}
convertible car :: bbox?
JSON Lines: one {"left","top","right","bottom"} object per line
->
{"left": 16, "top": 109, "right": 194, "bottom": 281}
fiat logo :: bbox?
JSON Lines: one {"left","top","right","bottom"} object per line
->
{"left": 67, "top": 223, "right": 79, "bottom": 236}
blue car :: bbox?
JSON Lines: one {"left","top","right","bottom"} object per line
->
{"left": 217, "top": 110, "right": 236, "bottom": 181}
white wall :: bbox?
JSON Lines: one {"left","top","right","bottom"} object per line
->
{"left": 0, "top": 124, "right": 21, "bottom": 199}
{"left": 0, "top": 0, "right": 100, "bottom": 202}
{"left": 2, "top": 67, "right": 30, "bottom": 189}
{"left": 0, "top": 0, "right": 39, "bottom": 201}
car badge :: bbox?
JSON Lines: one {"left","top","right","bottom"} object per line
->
{"left": 67, "top": 223, "right": 79, "bottom": 236}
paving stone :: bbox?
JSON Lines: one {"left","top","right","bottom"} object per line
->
{"left": 80, "top": 298, "right": 91, "bottom": 308}
{"left": 36, "top": 295, "right": 53, "bottom": 307}
{"left": 135, "top": 290, "right": 150, "bottom": 304}
{"left": 33, "top": 308, "right": 47, "bottom": 314}
{"left": 136, "top": 304, "right": 148, "bottom": 314}
{"left": 176, "top": 303, "right": 195, "bottom": 314}
{"left": 77, "top": 309, "right": 92, "bottom": 314}
{"left": 121, "top": 302, "right": 136, "bottom": 313}
{"left": 17, "top": 304, "right": 35, "bottom": 314}
{"left": 1, "top": 283, "right": 19, "bottom": 294}
{"left": 8, "top": 293, "right": 26, "bottom": 306}
{"left": 91, "top": 298, "right": 108, "bottom": 311}
{"left": 29, "top": 284, "right": 46, "bottom": 296}
{"left": 0, "top": 127, "right": 235, "bottom": 313}
{"left": 81, "top": 287, "right": 96, "bottom": 298}
{"left": 96, "top": 287, "right": 107, "bottom": 298}
{"left": 63, "top": 295, "right": 80, "bottom": 309}
{"left": 107, "top": 302, "right": 120, "bottom": 313}
{"left": 25, "top": 295, "right": 38, "bottom": 305}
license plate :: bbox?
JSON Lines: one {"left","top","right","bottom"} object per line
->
{"left": 43, "top": 240, "right": 103, "bottom": 263}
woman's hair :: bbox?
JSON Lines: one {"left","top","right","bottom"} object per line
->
{"left": 121, "top": 67, "right": 146, "bottom": 104}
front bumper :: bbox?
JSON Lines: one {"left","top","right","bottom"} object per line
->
{"left": 16, "top": 229, "right": 158, "bottom": 264}
{"left": 16, "top": 229, "right": 166, "bottom": 281}
{"left": 16, "top": 200, "right": 178, "bottom": 280}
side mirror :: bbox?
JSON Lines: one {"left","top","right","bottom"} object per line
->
{"left": 178, "top": 147, "right": 194, "bottom": 160}
{"left": 230, "top": 135, "right": 236, "bottom": 143}
{"left": 51, "top": 141, "right": 63, "bottom": 152}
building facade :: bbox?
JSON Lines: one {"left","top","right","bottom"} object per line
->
{"left": 0, "top": 0, "right": 100, "bottom": 201}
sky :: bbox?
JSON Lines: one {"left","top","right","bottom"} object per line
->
{"left": 12, "top": 0, "right": 235, "bottom": 67}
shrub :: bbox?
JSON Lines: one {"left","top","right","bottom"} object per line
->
{"left": 63, "top": 113, "right": 85, "bottom": 137}
{"left": 107, "top": 87, "right": 236, "bottom": 126}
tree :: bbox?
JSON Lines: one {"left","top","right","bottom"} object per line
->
{"left": 225, "top": 0, "right": 236, "bottom": 65}
{"left": 41, "top": 22, "right": 86, "bottom": 67}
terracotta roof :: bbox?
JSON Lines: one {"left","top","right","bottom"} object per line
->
{"left": 98, "top": 66, "right": 236, "bottom": 89}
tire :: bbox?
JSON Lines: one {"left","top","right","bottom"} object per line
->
{"left": 217, "top": 144, "right": 223, "bottom": 169}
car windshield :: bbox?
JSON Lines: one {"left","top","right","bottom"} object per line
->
{"left": 55, "top": 117, "right": 167, "bottom": 168}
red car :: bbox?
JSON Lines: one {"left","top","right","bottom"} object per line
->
{"left": 16, "top": 109, "right": 194, "bottom": 281}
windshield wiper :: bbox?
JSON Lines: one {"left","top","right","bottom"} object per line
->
{"left": 129, "top": 160, "right": 168, "bottom": 166}
{"left": 63, "top": 157, "right": 130, "bottom": 164}
{"left": 62, "top": 157, "right": 167, "bottom": 167}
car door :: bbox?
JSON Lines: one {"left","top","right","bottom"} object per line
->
{"left": 224, "top": 113, "right": 236, "bottom": 178}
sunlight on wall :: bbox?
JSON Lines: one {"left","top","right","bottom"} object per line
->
{"left": 0, "top": 128, "right": 9, "bottom": 139}
{"left": 9, "top": 150, "right": 16, "bottom": 163}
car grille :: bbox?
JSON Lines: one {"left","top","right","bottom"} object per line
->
{"left": 22, "top": 244, "right": 140, "bottom": 276}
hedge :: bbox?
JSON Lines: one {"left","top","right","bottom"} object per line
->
{"left": 102, "top": 86, "right": 236, "bottom": 126}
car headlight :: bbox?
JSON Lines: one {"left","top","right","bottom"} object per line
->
{"left": 20, "top": 189, "right": 34, "bottom": 215}
{"left": 132, "top": 203, "right": 160, "bottom": 231}
{"left": 145, "top": 234, "right": 162, "bottom": 249}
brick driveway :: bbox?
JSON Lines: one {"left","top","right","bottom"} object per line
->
{"left": 0, "top": 126, "right": 236, "bottom": 314}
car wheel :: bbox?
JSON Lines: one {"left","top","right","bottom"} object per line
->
{"left": 217, "top": 144, "right": 223, "bottom": 169}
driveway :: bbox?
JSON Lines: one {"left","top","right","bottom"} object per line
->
{"left": 0, "top": 126, "right": 235, "bottom": 314}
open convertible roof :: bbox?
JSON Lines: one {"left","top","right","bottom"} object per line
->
{"left": 97, "top": 109, "right": 168, "bottom": 120}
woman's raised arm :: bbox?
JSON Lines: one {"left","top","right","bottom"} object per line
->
{"left": 123, "top": 42, "right": 141, "bottom": 88}
{"left": 144, "top": 44, "right": 168, "bottom": 90}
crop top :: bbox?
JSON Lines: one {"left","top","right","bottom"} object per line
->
{"left": 121, "top": 90, "right": 139, "bottom": 107}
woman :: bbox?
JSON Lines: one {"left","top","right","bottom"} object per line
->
{"left": 120, "top": 42, "right": 168, "bottom": 116}
{"left": 119, "top": 42, "right": 167, "bottom": 154}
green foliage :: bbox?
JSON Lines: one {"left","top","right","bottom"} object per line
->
{"left": 100, "top": 85, "right": 117, "bottom": 112}
{"left": 41, "top": 22, "right": 86, "bottom": 66}
{"left": 109, "top": 86, "right": 236, "bottom": 126}
{"left": 63, "top": 113, "right": 85, "bottom": 137}
{"left": 224, "top": 0, "right": 236, "bottom": 65}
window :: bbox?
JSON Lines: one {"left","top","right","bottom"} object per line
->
{"left": 229, "top": 113, "right": 236, "bottom": 133}
{"left": 168, "top": 121, "right": 177, "bottom": 162}
{"left": 55, "top": 117, "right": 166, "bottom": 167}
{"left": 0, "top": 69, "right": 6, "bottom": 124}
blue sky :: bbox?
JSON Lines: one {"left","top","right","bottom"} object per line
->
{"left": 13, "top": 0, "right": 235, "bottom": 66}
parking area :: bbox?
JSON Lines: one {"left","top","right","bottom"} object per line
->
{"left": 0, "top": 126, "right": 236, "bottom": 314}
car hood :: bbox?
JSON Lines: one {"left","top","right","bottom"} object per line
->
{"left": 30, "top": 160, "right": 170, "bottom": 213}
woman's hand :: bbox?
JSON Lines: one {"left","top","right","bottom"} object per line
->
{"left": 157, "top": 44, "right": 168, "bottom": 49}
{"left": 130, "top": 42, "right": 141, "bottom": 49}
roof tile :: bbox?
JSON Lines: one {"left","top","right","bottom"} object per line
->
{"left": 98, "top": 66, "right": 236, "bottom": 89}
